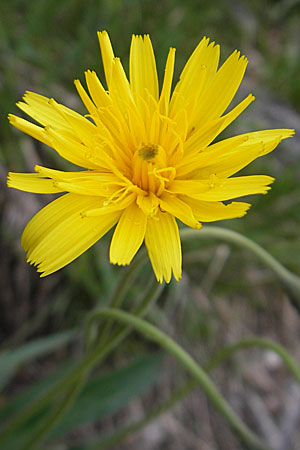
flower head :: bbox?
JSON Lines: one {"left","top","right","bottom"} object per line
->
{"left": 7, "top": 31, "right": 294, "bottom": 282}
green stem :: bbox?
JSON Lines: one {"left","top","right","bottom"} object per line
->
{"left": 206, "top": 337, "right": 300, "bottom": 382}
{"left": 85, "top": 248, "right": 147, "bottom": 350}
{"left": 181, "top": 226, "right": 300, "bottom": 308}
{"left": 92, "top": 335, "right": 300, "bottom": 450}
{"left": 0, "top": 282, "right": 164, "bottom": 447}
{"left": 92, "top": 309, "right": 268, "bottom": 450}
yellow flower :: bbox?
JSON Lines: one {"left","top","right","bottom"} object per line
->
{"left": 7, "top": 31, "right": 294, "bottom": 283}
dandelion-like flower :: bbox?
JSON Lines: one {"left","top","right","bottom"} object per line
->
{"left": 7, "top": 32, "right": 294, "bottom": 282}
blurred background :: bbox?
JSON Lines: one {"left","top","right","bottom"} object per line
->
{"left": 0, "top": 0, "right": 300, "bottom": 449}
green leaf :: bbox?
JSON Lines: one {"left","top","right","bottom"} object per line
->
{"left": 0, "top": 353, "right": 163, "bottom": 450}
{"left": 51, "top": 353, "right": 163, "bottom": 438}
{"left": 0, "top": 330, "right": 75, "bottom": 390}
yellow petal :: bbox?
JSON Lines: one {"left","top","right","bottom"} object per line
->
{"left": 130, "top": 35, "right": 159, "bottom": 103}
{"left": 109, "top": 58, "right": 135, "bottom": 115}
{"left": 126, "top": 100, "right": 147, "bottom": 147}
{"left": 84, "top": 192, "right": 136, "bottom": 216}
{"left": 74, "top": 79, "right": 98, "bottom": 116}
{"left": 181, "top": 196, "right": 251, "bottom": 222}
{"left": 8, "top": 114, "right": 50, "bottom": 147}
{"left": 178, "top": 129, "right": 294, "bottom": 179}
{"left": 178, "top": 95, "right": 255, "bottom": 167}
{"left": 34, "top": 165, "right": 93, "bottom": 180}
{"left": 44, "top": 128, "right": 100, "bottom": 169}
{"left": 7, "top": 172, "right": 63, "bottom": 194}
{"left": 159, "top": 192, "right": 201, "bottom": 229}
{"left": 98, "top": 30, "right": 115, "bottom": 89}
{"left": 170, "top": 37, "right": 220, "bottom": 115}
{"left": 145, "top": 210, "right": 181, "bottom": 283}
{"left": 17, "top": 91, "right": 76, "bottom": 131}
{"left": 33, "top": 166, "right": 124, "bottom": 197}
{"left": 183, "top": 116, "right": 226, "bottom": 155}
{"left": 172, "top": 108, "right": 189, "bottom": 142}
{"left": 201, "top": 133, "right": 292, "bottom": 179}
{"left": 54, "top": 180, "right": 111, "bottom": 196}
{"left": 48, "top": 99, "right": 97, "bottom": 148}
{"left": 174, "top": 65, "right": 207, "bottom": 125}
{"left": 159, "top": 47, "right": 176, "bottom": 115}
{"left": 168, "top": 179, "right": 208, "bottom": 195}
{"left": 218, "top": 93, "right": 255, "bottom": 134}
{"left": 192, "top": 51, "right": 248, "bottom": 128}
{"left": 22, "top": 193, "right": 120, "bottom": 276}
{"left": 110, "top": 201, "right": 147, "bottom": 265}
{"left": 85, "top": 70, "right": 112, "bottom": 108}
{"left": 21, "top": 194, "right": 85, "bottom": 253}
{"left": 178, "top": 37, "right": 220, "bottom": 83}
{"left": 93, "top": 106, "right": 136, "bottom": 162}
{"left": 177, "top": 133, "right": 248, "bottom": 179}
{"left": 176, "top": 175, "right": 274, "bottom": 201}
{"left": 136, "top": 192, "right": 159, "bottom": 216}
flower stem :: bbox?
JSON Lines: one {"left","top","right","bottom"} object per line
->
{"left": 92, "top": 335, "right": 300, "bottom": 449}
{"left": 205, "top": 336, "right": 300, "bottom": 382}
{"left": 0, "top": 282, "right": 164, "bottom": 447}
{"left": 181, "top": 226, "right": 300, "bottom": 308}
{"left": 93, "top": 308, "right": 269, "bottom": 450}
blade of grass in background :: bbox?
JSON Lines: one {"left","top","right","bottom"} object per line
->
{"left": 0, "top": 330, "right": 75, "bottom": 390}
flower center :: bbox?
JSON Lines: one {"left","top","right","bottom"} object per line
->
{"left": 131, "top": 142, "right": 176, "bottom": 196}
{"left": 138, "top": 143, "right": 159, "bottom": 161}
